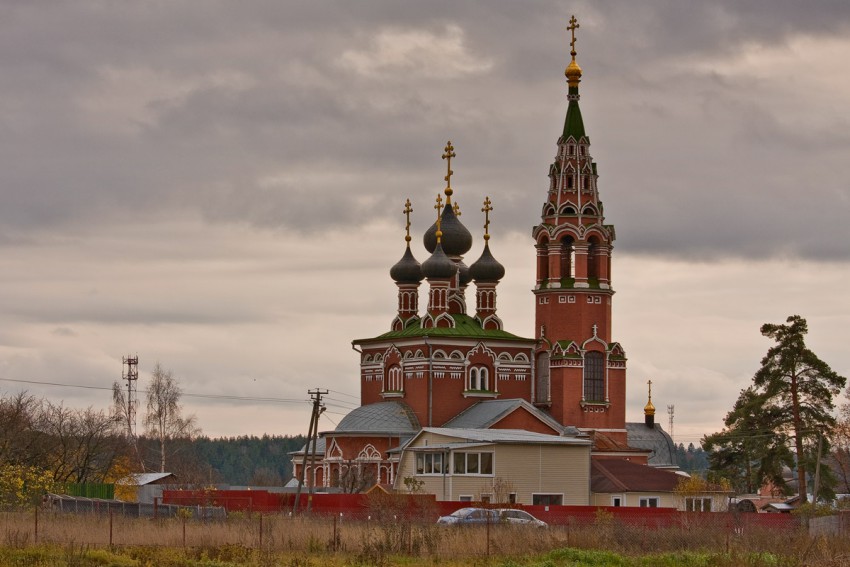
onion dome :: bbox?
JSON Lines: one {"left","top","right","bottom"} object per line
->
{"left": 644, "top": 380, "right": 656, "bottom": 416}
{"left": 390, "top": 245, "right": 423, "bottom": 283}
{"left": 421, "top": 242, "right": 457, "bottom": 279}
{"left": 423, "top": 204, "right": 472, "bottom": 256}
{"left": 469, "top": 242, "right": 505, "bottom": 282}
{"left": 457, "top": 260, "right": 472, "bottom": 286}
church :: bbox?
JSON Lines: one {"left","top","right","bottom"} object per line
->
{"left": 293, "top": 18, "right": 676, "bottom": 503}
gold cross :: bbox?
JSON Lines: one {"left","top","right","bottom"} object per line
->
{"left": 434, "top": 194, "right": 443, "bottom": 243}
{"left": 481, "top": 196, "right": 493, "bottom": 242}
{"left": 403, "top": 199, "right": 413, "bottom": 243}
{"left": 647, "top": 379, "right": 653, "bottom": 400}
{"left": 567, "top": 15, "right": 579, "bottom": 58}
{"left": 442, "top": 141, "right": 456, "bottom": 203}
{"left": 453, "top": 201, "right": 461, "bottom": 217}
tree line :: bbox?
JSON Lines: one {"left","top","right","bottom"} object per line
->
{"left": 1, "top": 361, "right": 307, "bottom": 509}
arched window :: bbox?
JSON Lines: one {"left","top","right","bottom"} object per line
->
{"left": 387, "top": 365, "right": 403, "bottom": 392}
{"left": 560, "top": 236, "right": 574, "bottom": 280}
{"left": 584, "top": 351, "right": 605, "bottom": 402}
{"left": 535, "top": 352, "right": 550, "bottom": 404}
{"left": 537, "top": 242, "right": 549, "bottom": 283}
{"left": 469, "top": 367, "right": 490, "bottom": 391}
{"left": 587, "top": 236, "right": 599, "bottom": 280}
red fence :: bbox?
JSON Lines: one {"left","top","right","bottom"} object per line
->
{"left": 162, "top": 490, "right": 799, "bottom": 531}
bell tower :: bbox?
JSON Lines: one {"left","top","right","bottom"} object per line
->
{"left": 532, "top": 17, "right": 627, "bottom": 442}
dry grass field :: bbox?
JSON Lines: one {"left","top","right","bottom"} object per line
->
{"left": 2, "top": 510, "right": 850, "bottom": 566}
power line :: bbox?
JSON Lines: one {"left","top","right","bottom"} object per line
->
{"left": 0, "top": 377, "right": 311, "bottom": 406}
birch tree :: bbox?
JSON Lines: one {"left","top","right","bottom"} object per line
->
{"left": 144, "top": 363, "right": 199, "bottom": 472}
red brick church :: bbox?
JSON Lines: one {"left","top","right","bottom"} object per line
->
{"left": 293, "top": 20, "right": 675, "bottom": 491}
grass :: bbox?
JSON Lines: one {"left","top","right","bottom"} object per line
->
{"left": 1, "top": 510, "right": 848, "bottom": 566}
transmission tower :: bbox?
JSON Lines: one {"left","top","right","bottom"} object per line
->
{"left": 667, "top": 404, "right": 675, "bottom": 445}
{"left": 122, "top": 355, "right": 139, "bottom": 438}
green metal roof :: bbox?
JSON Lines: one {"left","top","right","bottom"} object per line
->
{"left": 562, "top": 86, "right": 586, "bottom": 139}
{"left": 355, "top": 314, "right": 532, "bottom": 343}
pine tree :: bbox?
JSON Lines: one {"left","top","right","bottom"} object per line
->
{"left": 706, "top": 316, "right": 845, "bottom": 501}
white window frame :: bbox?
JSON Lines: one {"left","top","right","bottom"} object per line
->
{"left": 532, "top": 493, "right": 564, "bottom": 506}
{"left": 452, "top": 451, "right": 494, "bottom": 476}
{"left": 611, "top": 495, "right": 623, "bottom": 507}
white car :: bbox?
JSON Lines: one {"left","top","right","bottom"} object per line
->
{"left": 496, "top": 508, "right": 547, "bottom": 527}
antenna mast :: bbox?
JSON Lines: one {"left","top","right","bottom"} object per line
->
{"left": 122, "top": 355, "right": 139, "bottom": 438}
{"left": 667, "top": 404, "right": 675, "bottom": 445}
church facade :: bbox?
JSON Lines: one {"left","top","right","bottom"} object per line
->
{"left": 293, "top": 19, "right": 674, "bottom": 495}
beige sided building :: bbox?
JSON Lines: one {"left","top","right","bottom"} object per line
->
{"left": 394, "top": 427, "right": 591, "bottom": 505}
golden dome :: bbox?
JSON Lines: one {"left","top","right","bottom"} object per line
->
{"left": 565, "top": 58, "right": 582, "bottom": 84}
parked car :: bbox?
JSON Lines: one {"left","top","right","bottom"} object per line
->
{"left": 437, "top": 507, "right": 547, "bottom": 527}
{"left": 496, "top": 508, "right": 547, "bottom": 527}
{"left": 436, "top": 507, "right": 499, "bottom": 525}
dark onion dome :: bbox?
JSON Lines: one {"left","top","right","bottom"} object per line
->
{"left": 421, "top": 242, "right": 457, "bottom": 279}
{"left": 457, "top": 260, "right": 471, "bottom": 286}
{"left": 423, "top": 204, "right": 472, "bottom": 256}
{"left": 469, "top": 242, "right": 505, "bottom": 282}
{"left": 389, "top": 245, "right": 423, "bottom": 283}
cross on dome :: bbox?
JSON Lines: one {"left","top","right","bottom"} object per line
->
{"left": 482, "top": 196, "right": 493, "bottom": 242}
{"left": 403, "top": 199, "right": 413, "bottom": 243}
{"left": 442, "top": 141, "right": 456, "bottom": 203}
{"left": 567, "top": 15, "right": 579, "bottom": 58}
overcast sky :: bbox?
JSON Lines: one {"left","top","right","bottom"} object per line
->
{"left": 1, "top": 1, "right": 848, "bottom": 445}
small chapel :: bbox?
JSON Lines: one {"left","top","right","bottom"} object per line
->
{"left": 293, "top": 18, "right": 677, "bottom": 503}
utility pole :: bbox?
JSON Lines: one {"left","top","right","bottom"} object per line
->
{"left": 293, "top": 388, "right": 327, "bottom": 514}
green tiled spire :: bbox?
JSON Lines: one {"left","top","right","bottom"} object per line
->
{"left": 562, "top": 85, "right": 585, "bottom": 139}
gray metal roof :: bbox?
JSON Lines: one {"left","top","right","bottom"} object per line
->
{"left": 334, "top": 401, "right": 420, "bottom": 434}
{"left": 420, "top": 427, "right": 591, "bottom": 446}
{"left": 626, "top": 422, "right": 677, "bottom": 468}
{"left": 117, "top": 472, "right": 174, "bottom": 486}
{"left": 292, "top": 436, "right": 326, "bottom": 456}
{"left": 443, "top": 398, "right": 566, "bottom": 433}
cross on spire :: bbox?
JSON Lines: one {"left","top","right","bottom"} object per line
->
{"left": 567, "top": 15, "right": 580, "bottom": 58}
{"left": 434, "top": 194, "right": 444, "bottom": 243}
{"left": 403, "top": 198, "right": 413, "bottom": 243}
{"left": 481, "top": 196, "right": 493, "bottom": 242}
{"left": 442, "top": 141, "right": 456, "bottom": 204}
{"left": 647, "top": 379, "right": 653, "bottom": 400}
{"left": 453, "top": 201, "right": 461, "bottom": 217}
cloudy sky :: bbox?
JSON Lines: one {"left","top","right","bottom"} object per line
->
{"left": 2, "top": 1, "right": 848, "bottom": 445}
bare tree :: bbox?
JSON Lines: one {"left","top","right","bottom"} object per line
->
{"left": 144, "top": 363, "right": 199, "bottom": 472}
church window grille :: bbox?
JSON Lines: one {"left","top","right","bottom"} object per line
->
{"left": 584, "top": 351, "right": 605, "bottom": 402}
{"left": 469, "top": 367, "right": 490, "bottom": 391}
{"left": 387, "top": 365, "right": 403, "bottom": 392}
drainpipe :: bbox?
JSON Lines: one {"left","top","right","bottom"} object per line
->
{"left": 425, "top": 336, "right": 433, "bottom": 427}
